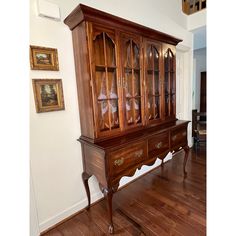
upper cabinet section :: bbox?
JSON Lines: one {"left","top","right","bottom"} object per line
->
{"left": 64, "top": 4, "right": 182, "bottom": 142}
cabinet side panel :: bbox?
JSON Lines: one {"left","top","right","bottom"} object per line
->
{"left": 72, "top": 22, "right": 95, "bottom": 139}
{"left": 83, "top": 144, "right": 107, "bottom": 186}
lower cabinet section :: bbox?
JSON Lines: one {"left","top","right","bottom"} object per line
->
{"left": 80, "top": 120, "right": 190, "bottom": 234}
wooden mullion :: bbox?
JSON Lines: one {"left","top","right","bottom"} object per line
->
{"left": 151, "top": 46, "right": 156, "bottom": 119}
{"left": 130, "top": 40, "right": 136, "bottom": 124}
{"left": 103, "top": 32, "right": 112, "bottom": 130}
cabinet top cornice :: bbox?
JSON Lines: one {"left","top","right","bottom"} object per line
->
{"left": 64, "top": 4, "right": 182, "bottom": 45}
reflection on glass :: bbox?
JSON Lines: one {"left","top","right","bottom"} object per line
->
{"left": 126, "top": 99, "right": 133, "bottom": 124}
{"left": 165, "top": 95, "right": 169, "bottom": 116}
{"left": 125, "top": 40, "right": 131, "bottom": 67}
{"left": 133, "top": 43, "right": 139, "bottom": 68}
{"left": 134, "top": 99, "right": 141, "bottom": 123}
{"left": 97, "top": 72, "right": 107, "bottom": 100}
{"left": 108, "top": 72, "right": 117, "bottom": 99}
{"left": 134, "top": 71, "right": 140, "bottom": 96}
{"left": 147, "top": 46, "right": 152, "bottom": 68}
{"left": 105, "top": 34, "right": 116, "bottom": 67}
{"left": 125, "top": 69, "right": 132, "bottom": 97}
{"left": 170, "top": 72, "right": 175, "bottom": 94}
{"left": 98, "top": 100, "right": 109, "bottom": 131}
{"left": 148, "top": 73, "right": 153, "bottom": 95}
{"left": 94, "top": 33, "right": 105, "bottom": 65}
{"left": 155, "top": 96, "right": 159, "bottom": 119}
{"left": 154, "top": 72, "right": 159, "bottom": 95}
{"left": 154, "top": 48, "right": 159, "bottom": 70}
{"left": 110, "top": 100, "right": 119, "bottom": 128}
{"left": 148, "top": 97, "right": 154, "bottom": 120}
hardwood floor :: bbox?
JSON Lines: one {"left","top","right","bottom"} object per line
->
{"left": 42, "top": 147, "right": 206, "bottom": 236}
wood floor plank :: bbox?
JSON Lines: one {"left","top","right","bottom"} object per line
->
{"left": 42, "top": 148, "right": 206, "bottom": 236}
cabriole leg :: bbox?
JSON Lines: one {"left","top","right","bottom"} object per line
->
{"left": 103, "top": 187, "right": 114, "bottom": 234}
{"left": 82, "top": 172, "right": 92, "bottom": 210}
{"left": 183, "top": 146, "right": 190, "bottom": 177}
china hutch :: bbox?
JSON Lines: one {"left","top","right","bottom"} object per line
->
{"left": 65, "top": 4, "right": 189, "bottom": 234}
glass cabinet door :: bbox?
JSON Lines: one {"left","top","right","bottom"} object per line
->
{"left": 91, "top": 25, "right": 121, "bottom": 135}
{"left": 144, "top": 41, "right": 162, "bottom": 124}
{"left": 164, "top": 47, "right": 176, "bottom": 119}
{"left": 121, "top": 33, "right": 143, "bottom": 128}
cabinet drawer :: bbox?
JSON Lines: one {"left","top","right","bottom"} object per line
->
{"left": 148, "top": 132, "right": 169, "bottom": 157}
{"left": 109, "top": 141, "right": 146, "bottom": 176}
{"left": 170, "top": 127, "right": 187, "bottom": 148}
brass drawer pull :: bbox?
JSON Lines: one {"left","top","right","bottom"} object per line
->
{"left": 182, "top": 131, "right": 187, "bottom": 136}
{"left": 155, "top": 142, "right": 162, "bottom": 149}
{"left": 172, "top": 135, "right": 177, "bottom": 141}
{"left": 134, "top": 150, "right": 143, "bottom": 158}
{"left": 114, "top": 157, "right": 124, "bottom": 166}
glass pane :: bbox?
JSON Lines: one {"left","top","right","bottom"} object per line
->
{"left": 164, "top": 72, "right": 169, "bottom": 94}
{"left": 98, "top": 100, "right": 109, "bottom": 131}
{"left": 110, "top": 100, "right": 119, "bottom": 128}
{"left": 124, "top": 40, "right": 132, "bottom": 67}
{"left": 170, "top": 95, "right": 175, "bottom": 116}
{"left": 148, "top": 96, "right": 154, "bottom": 120}
{"left": 147, "top": 71, "right": 153, "bottom": 96}
{"left": 154, "top": 96, "right": 160, "bottom": 119}
{"left": 153, "top": 47, "right": 159, "bottom": 70}
{"left": 170, "top": 72, "right": 175, "bottom": 94}
{"left": 124, "top": 68, "right": 132, "bottom": 98}
{"left": 108, "top": 71, "right": 118, "bottom": 99}
{"left": 147, "top": 45, "right": 152, "bottom": 69}
{"left": 134, "top": 98, "right": 141, "bottom": 124}
{"left": 96, "top": 71, "right": 107, "bottom": 100}
{"left": 105, "top": 34, "right": 116, "bottom": 67}
{"left": 94, "top": 33, "right": 105, "bottom": 65}
{"left": 133, "top": 42, "right": 140, "bottom": 68}
{"left": 165, "top": 95, "right": 169, "bottom": 116}
{"left": 154, "top": 71, "right": 159, "bottom": 95}
{"left": 169, "top": 50, "right": 174, "bottom": 71}
{"left": 126, "top": 98, "right": 134, "bottom": 125}
{"left": 134, "top": 70, "right": 140, "bottom": 96}
{"left": 164, "top": 51, "right": 169, "bottom": 72}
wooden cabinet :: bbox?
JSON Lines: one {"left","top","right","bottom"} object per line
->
{"left": 65, "top": 4, "right": 190, "bottom": 234}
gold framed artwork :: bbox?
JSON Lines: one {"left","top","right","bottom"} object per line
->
{"left": 32, "top": 79, "right": 65, "bottom": 113}
{"left": 30, "top": 45, "right": 59, "bottom": 71}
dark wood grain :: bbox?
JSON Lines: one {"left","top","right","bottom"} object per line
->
{"left": 64, "top": 5, "right": 190, "bottom": 233}
{"left": 42, "top": 148, "right": 206, "bottom": 236}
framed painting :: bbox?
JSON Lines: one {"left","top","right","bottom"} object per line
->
{"left": 32, "top": 79, "right": 65, "bottom": 113}
{"left": 30, "top": 45, "right": 59, "bottom": 71}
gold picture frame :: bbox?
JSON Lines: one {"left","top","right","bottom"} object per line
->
{"left": 30, "top": 45, "right": 59, "bottom": 71}
{"left": 32, "top": 79, "right": 65, "bottom": 113}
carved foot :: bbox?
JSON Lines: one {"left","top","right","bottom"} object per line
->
{"left": 100, "top": 184, "right": 118, "bottom": 234}
{"left": 82, "top": 172, "right": 92, "bottom": 210}
{"left": 108, "top": 224, "right": 114, "bottom": 234}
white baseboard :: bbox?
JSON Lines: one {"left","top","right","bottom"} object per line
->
{"left": 39, "top": 191, "right": 103, "bottom": 232}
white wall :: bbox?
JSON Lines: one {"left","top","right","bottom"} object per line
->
{"left": 193, "top": 48, "right": 206, "bottom": 110}
{"left": 187, "top": 9, "right": 206, "bottom": 31}
{"left": 30, "top": 0, "right": 193, "bottom": 232}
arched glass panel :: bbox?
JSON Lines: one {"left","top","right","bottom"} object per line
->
{"left": 105, "top": 34, "right": 116, "bottom": 67}
{"left": 94, "top": 33, "right": 105, "bottom": 65}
